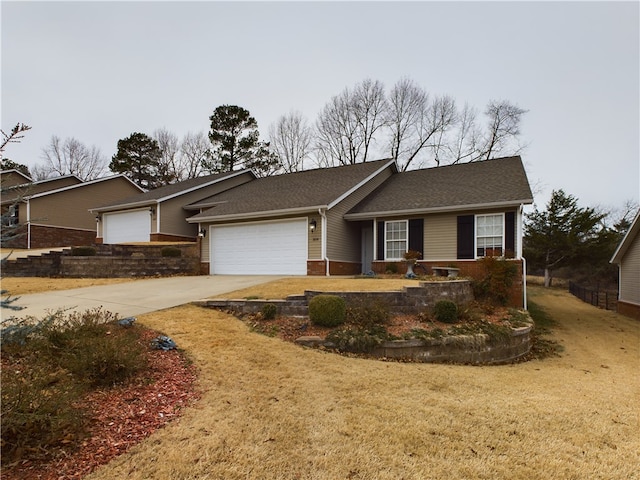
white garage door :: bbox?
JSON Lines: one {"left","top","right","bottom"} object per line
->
{"left": 103, "top": 210, "right": 151, "bottom": 244}
{"left": 210, "top": 219, "right": 308, "bottom": 275}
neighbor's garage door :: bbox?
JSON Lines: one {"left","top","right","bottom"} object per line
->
{"left": 210, "top": 219, "right": 308, "bottom": 275}
{"left": 103, "top": 210, "right": 151, "bottom": 244}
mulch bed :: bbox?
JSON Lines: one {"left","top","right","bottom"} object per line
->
{"left": 1, "top": 329, "right": 201, "bottom": 480}
{"left": 243, "top": 306, "right": 512, "bottom": 344}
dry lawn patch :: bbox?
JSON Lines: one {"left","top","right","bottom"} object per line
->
{"left": 84, "top": 286, "right": 639, "bottom": 480}
{"left": 0, "top": 277, "right": 139, "bottom": 295}
{"left": 211, "top": 276, "right": 426, "bottom": 299}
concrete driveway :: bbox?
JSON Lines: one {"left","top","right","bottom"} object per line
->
{"left": 4, "top": 275, "right": 283, "bottom": 319}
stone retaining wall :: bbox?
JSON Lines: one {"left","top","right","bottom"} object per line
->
{"left": 1, "top": 243, "right": 201, "bottom": 277}
{"left": 202, "top": 280, "right": 474, "bottom": 316}
{"left": 371, "top": 324, "right": 532, "bottom": 365}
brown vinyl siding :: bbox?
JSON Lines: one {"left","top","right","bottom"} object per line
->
{"left": 327, "top": 167, "right": 394, "bottom": 262}
{"left": 159, "top": 173, "right": 254, "bottom": 238}
{"left": 619, "top": 234, "right": 640, "bottom": 304}
{"left": 30, "top": 178, "right": 141, "bottom": 230}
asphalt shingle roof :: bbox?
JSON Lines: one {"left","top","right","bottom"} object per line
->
{"left": 188, "top": 159, "right": 394, "bottom": 220}
{"left": 92, "top": 171, "right": 248, "bottom": 210}
{"left": 346, "top": 156, "right": 533, "bottom": 218}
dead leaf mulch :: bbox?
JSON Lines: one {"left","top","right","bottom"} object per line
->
{"left": 1, "top": 329, "right": 201, "bottom": 480}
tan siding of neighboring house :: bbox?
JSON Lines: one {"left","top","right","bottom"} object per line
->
{"left": 619, "top": 234, "right": 640, "bottom": 305}
{"left": 159, "top": 172, "right": 255, "bottom": 238}
{"left": 327, "top": 167, "right": 394, "bottom": 262}
{"left": 0, "top": 171, "right": 31, "bottom": 187}
{"left": 30, "top": 178, "right": 141, "bottom": 230}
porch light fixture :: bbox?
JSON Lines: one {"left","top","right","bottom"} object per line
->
{"left": 309, "top": 219, "right": 317, "bottom": 233}
{"left": 198, "top": 228, "right": 207, "bottom": 238}
{"left": 149, "top": 207, "right": 156, "bottom": 216}
{"left": 95, "top": 214, "right": 101, "bottom": 222}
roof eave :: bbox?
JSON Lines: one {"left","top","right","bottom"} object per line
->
{"left": 344, "top": 198, "right": 534, "bottom": 221}
{"left": 187, "top": 205, "right": 327, "bottom": 223}
{"left": 90, "top": 199, "right": 158, "bottom": 213}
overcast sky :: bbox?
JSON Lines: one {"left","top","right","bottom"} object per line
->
{"left": 2, "top": 1, "right": 638, "bottom": 213}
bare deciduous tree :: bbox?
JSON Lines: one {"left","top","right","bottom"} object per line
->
{"left": 478, "top": 100, "right": 528, "bottom": 161}
{"left": 36, "top": 136, "right": 107, "bottom": 180}
{"left": 153, "top": 128, "right": 181, "bottom": 182}
{"left": 180, "top": 131, "right": 210, "bottom": 178}
{"left": 315, "top": 79, "right": 387, "bottom": 166}
{"left": 268, "top": 111, "right": 313, "bottom": 173}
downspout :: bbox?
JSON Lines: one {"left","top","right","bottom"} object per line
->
{"left": 26, "top": 200, "right": 31, "bottom": 249}
{"left": 156, "top": 202, "right": 161, "bottom": 235}
{"left": 518, "top": 204, "right": 527, "bottom": 310}
{"left": 319, "top": 208, "right": 328, "bottom": 276}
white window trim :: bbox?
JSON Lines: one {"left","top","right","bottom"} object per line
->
{"left": 384, "top": 219, "right": 408, "bottom": 260}
{"left": 475, "top": 213, "right": 505, "bottom": 259}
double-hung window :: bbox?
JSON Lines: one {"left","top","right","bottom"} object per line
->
{"left": 476, "top": 214, "right": 503, "bottom": 257}
{"left": 385, "top": 220, "right": 407, "bottom": 260}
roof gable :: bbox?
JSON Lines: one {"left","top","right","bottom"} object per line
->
{"left": 187, "top": 159, "right": 396, "bottom": 222}
{"left": 611, "top": 210, "right": 640, "bottom": 264}
{"left": 345, "top": 156, "right": 533, "bottom": 219}
{"left": 91, "top": 170, "right": 254, "bottom": 212}
{"left": 29, "top": 174, "right": 143, "bottom": 200}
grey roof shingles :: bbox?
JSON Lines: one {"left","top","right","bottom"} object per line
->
{"left": 345, "top": 156, "right": 533, "bottom": 218}
{"left": 188, "top": 159, "right": 395, "bottom": 221}
{"left": 91, "top": 170, "right": 249, "bottom": 211}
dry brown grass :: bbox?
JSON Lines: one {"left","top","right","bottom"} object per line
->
{"left": 0, "top": 277, "right": 139, "bottom": 295}
{"left": 84, "top": 286, "right": 639, "bottom": 480}
{"left": 211, "top": 276, "right": 427, "bottom": 299}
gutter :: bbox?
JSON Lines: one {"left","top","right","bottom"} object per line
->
{"left": 344, "top": 199, "right": 534, "bottom": 221}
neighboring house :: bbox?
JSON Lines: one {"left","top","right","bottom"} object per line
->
{"left": 187, "top": 157, "right": 533, "bottom": 285}
{"left": 610, "top": 210, "right": 640, "bottom": 320}
{"left": 0, "top": 169, "right": 33, "bottom": 188}
{"left": 90, "top": 170, "right": 255, "bottom": 244}
{"left": 1, "top": 173, "right": 142, "bottom": 249}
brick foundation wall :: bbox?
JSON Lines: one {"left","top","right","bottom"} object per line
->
{"left": 617, "top": 301, "right": 640, "bottom": 321}
{"left": 328, "top": 260, "right": 361, "bottom": 276}
{"left": 28, "top": 225, "right": 96, "bottom": 249}
{"left": 150, "top": 233, "right": 197, "bottom": 242}
{"left": 307, "top": 260, "right": 326, "bottom": 276}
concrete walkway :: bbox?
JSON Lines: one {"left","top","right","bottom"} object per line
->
{"left": 4, "top": 275, "right": 283, "bottom": 319}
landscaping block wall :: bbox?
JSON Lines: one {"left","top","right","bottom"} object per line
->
{"left": 1, "top": 243, "right": 201, "bottom": 278}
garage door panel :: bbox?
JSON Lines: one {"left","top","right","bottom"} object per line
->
{"left": 210, "top": 219, "right": 307, "bottom": 275}
{"left": 103, "top": 210, "right": 151, "bottom": 244}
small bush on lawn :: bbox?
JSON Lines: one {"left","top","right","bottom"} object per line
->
{"left": 346, "top": 298, "right": 390, "bottom": 328}
{"left": 1, "top": 307, "right": 148, "bottom": 464}
{"left": 385, "top": 263, "right": 398, "bottom": 274}
{"left": 309, "top": 295, "right": 346, "bottom": 327}
{"left": 326, "top": 325, "right": 389, "bottom": 353}
{"left": 434, "top": 300, "right": 458, "bottom": 324}
{"left": 70, "top": 246, "right": 96, "bottom": 256}
{"left": 161, "top": 246, "right": 182, "bottom": 257}
{"left": 261, "top": 303, "right": 278, "bottom": 320}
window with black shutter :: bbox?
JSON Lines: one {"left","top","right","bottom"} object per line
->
{"left": 505, "top": 211, "right": 515, "bottom": 258}
{"left": 457, "top": 215, "right": 474, "bottom": 259}
{"left": 408, "top": 219, "right": 424, "bottom": 259}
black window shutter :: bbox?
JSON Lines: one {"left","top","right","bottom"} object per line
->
{"left": 408, "top": 219, "right": 424, "bottom": 259}
{"left": 377, "top": 221, "right": 385, "bottom": 260}
{"left": 505, "top": 211, "right": 515, "bottom": 258}
{"left": 457, "top": 215, "right": 474, "bottom": 259}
